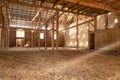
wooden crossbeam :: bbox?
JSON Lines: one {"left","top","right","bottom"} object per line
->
{"left": 60, "top": 19, "right": 93, "bottom": 31}
{"left": 10, "top": 1, "right": 81, "bottom": 15}
{"left": 32, "top": 0, "right": 36, "bottom": 5}
{"left": 52, "top": 0, "right": 61, "bottom": 8}
{"left": 40, "top": 0, "right": 46, "bottom": 5}
{"left": 65, "top": 0, "right": 119, "bottom": 13}
{"left": 61, "top": 1, "right": 69, "bottom": 9}
{"left": 68, "top": 3, "right": 79, "bottom": 10}
{"left": 32, "top": 8, "right": 42, "bottom": 21}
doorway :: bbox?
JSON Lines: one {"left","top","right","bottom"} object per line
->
{"left": 89, "top": 33, "right": 95, "bottom": 49}
{"left": 16, "top": 39, "right": 25, "bottom": 47}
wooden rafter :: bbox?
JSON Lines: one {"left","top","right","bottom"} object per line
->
{"left": 40, "top": 0, "right": 46, "bottom": 5}
{"left": 10, "top": 1, "right": 82, "bottom": 15}
{"left": 52, "top": 0, "right": 60, "bottom": 8}
{"left": 68, "top": 3, "right": 79, "bottom": 10}
{"left": 65, "top": 0, "right": 119, "bottom": 13}
{"left": 32, "top": 0, "right": 36, "bottom": 5}
{"left": 61, "top": 1, "right": 69, "bottom": 9}
{"left": 32, "top": 8, "right": 42, "bottom": 22}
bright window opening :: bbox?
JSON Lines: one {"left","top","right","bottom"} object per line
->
{"left": 54, "top": 34, "right": 57, "bottom": 40}
{"left": 70, "top": 42, "right": 73, "bottom": 46}
{"left": 114, "top": 19, "right": 118, "bottom": 23}
{"left": 40, "top": 33, "right": 44, "bottom": 39}
{"left": 16, "top": 30, "right": 25, "bottom": 38}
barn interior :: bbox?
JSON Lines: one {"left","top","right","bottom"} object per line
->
{"left": 0, "top": 0, "right": 120, "bottom": 80}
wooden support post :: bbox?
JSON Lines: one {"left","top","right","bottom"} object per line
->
{"left": 1, "top": 3, "right": 9, "bottom": 51}
{"left": 94, "top": 16, "right": 97, "bottom": 31}
{"left": 76, "top": 14, "right": 79, "bottom": 50}
{"left": 114, "top": 12, "right": 120, "bottom": 24}
{"left": 56, "top": 10, "right": 59, "bottom": 50}
{"left": 31, "top": 30, "right": 34, "bottom": 47}
{"left": 38, "top": 13, "right": 41, "bottom": 49}
{"left": 39, "top": 30, "right": 40, "bottom": 49}
{"left": 1, "top": 10, "right": 5, "bottom": 51}
{"left": 52, "top": 17, "right": 55, "bottom": 50}
{"left": 34, "top": 22, "right": 37, "bottom": 47}
{"left": 105, "top": 14, "right": 108, "bottom": 29}
{"left": 45, "top": 9, "right": 48, "bottom": 50}
{"left": 64, "top": 14, "right": 68, "bottom": 48}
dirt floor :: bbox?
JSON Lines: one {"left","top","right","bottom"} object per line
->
{"left": 0, "top": 48, "right": 120, "bottom": 80}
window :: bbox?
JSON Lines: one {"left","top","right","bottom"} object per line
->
{"left": 16, "top": 30, "right": 25, "bottom": 38}
{"left": 69, "top": 42, "right": 73, "bottom": 46}
{"left": 54, "top": 34, "right": 57, "bottom": 40}
{"left": 114, "top": 19, "right": 118, "bottom": 23}
{"left": 40, "top": 33, "right": 44, "bottom": 39}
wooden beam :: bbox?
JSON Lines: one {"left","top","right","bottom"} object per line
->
{"left": 10, "top": 1, "right": 86, "bottom": 16}
{"left": 104, "top": 13, "right": 108, "bottom": 29}
{"left": 52, "top": 0, "right": 60, "bottom": 8}
{"left": 52, "top": 17, "right": 55, "bottom": 50}
{"left": 60, "top": 19, "right": 93, "bottom": 31}
{"left": 40, "top": 0, "right": 46, "bottom": 5}
{"left": 56, "top": 11, "right": 59, "bottom": 50}
{"left": 32, "top": 8, "right": 42, "bottom": 22}
{"left": 68, "top": 3, "right": 79, "bottom": 10}
{"left": 38, "top": 13, "right": 41, "bottom": 49}
{"left": 64, "top": 14, "right": 68, "bottom": 47}
{"left": 94, "top": 16, "right": 97, "bottom": 31}
{"left": 45, "top": 9, "right": 48, "bottom": 50}
{"left": 76, "top": 14, "right": 79, "bottom": 50}
{"left": 32, "top": 0, "right": 36, "bottom": 5}
{"left": 65, "top": 0, "right": 119, "bottom": 13}
{"left": 1, "top": 3, "right": 9, "bottom": 51}
{"left": 61, "top": 1, "right": 69, "bottom": 9}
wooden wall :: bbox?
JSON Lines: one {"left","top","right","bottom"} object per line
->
{"left": 9, "top": 27, "right": 65, "bottom": 47}
{"left": 95, "top": 28, "right": 120, "bottom": 51}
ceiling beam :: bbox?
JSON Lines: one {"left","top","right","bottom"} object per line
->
{"left": 52, "top": 0, "right": 61, "bottom": 8}
{"left": 40, "top": 0, "right": 46, "bottom": 5}
{"left": 10, "top": 1, "right": 87, "bottom": 16}
{"left": 32, "top": 0, "right": 36, "bottom": 5}
{"left": 65, "top": 0, "right": 119, "bottom": 13}
{"left": 32, "top": 8, "right": 42, "bottom": 21}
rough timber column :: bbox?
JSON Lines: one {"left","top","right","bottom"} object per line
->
{"left": 31, "top": 30, "right": 34, "bottom": 47}
{"left": 52, "top": 17, "right": 55, "bottom": 50}
{"left": 104, "top": 14, "right": 108, "bottom": 29}
{"left": 64, "top": 14, "right": 68, "bottom": 48}
{"left": 38, "top": 13, "right": 41, "bottom": 49}
{"left": 1, "top": 1, "right": 9, "bottom": 51}
{"left": 76, "top": 14, "right": 79, "bottom": 50}
{"left": 34, "top": 21, "right": 37, "bottom": 47}
{"left": 94, "top": 16, "right": 97, "bottom": 31}
{"left": 1, "top": 9, "right": 5, "bottom": 51}
{"left": 56, "top": 11, "right": 59, "bottom": 50}
{"left": 45, "top": 9, "right": 48, "bottom": 50}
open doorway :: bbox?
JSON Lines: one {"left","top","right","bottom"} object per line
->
{"left": 16, "top": 39, "right": 25, "bottom": 47}
{"left": 16, "top": 29, "right": 25, "bottom": 47}
{"left": 89, "top": 33, "right": 95, "bottom": 49}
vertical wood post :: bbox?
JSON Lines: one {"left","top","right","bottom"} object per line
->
{"left": 38, "top": 13, "right": 41, "bottom": 49}
{"left": 1, "top": 10, "right": 5, "bottom": 51}
{"left": 52, "top": 17, "right": 55, "bottom": 50}
{"left": 64, "top": 14, "right": 68, "bottom": 48}
{"left": 105, "top": 14, "right": 108, "bottom": 29}
{"left": 56, "top": 10, "right": 59, "bottom": 50}
{"left": 94, "top": 16, "right": 97, "bottom": 31}
{"left": 31, "top": 30, "right": 34, "bottom": 47}
{"left": 76, "top": 14, "right": 79, "bottom": 50}
{"left": 1, "top": 2, "right": 9, "bottom": 51}
{"left": 45, "top": 9, "right": 48, "bottom": 50}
